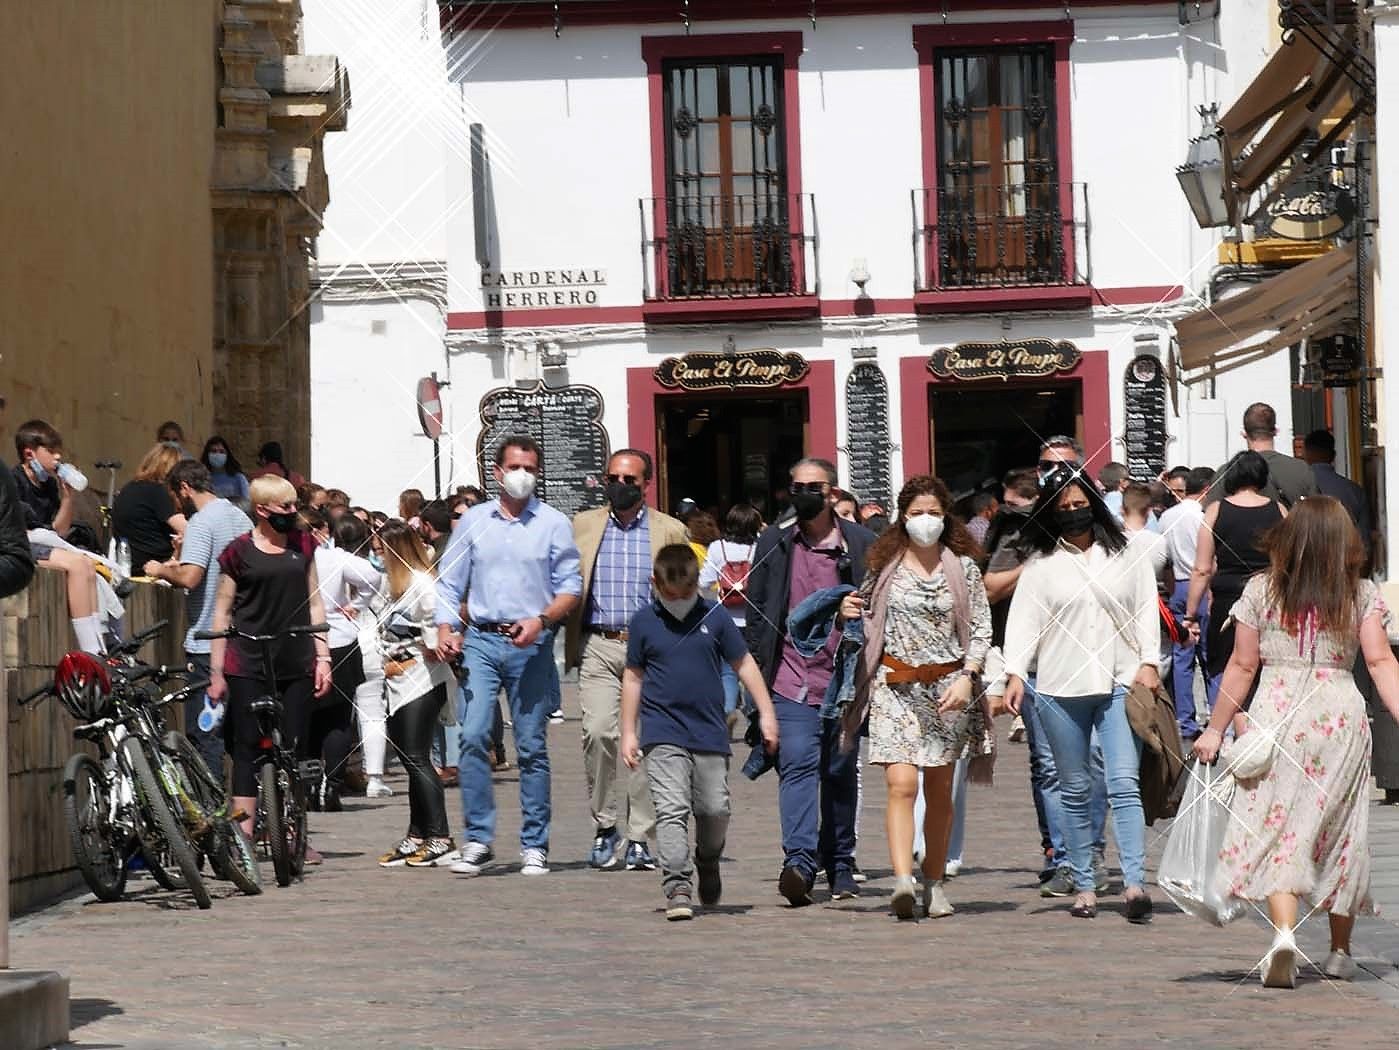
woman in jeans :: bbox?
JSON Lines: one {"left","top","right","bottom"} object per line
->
{"left": 208, "top": 475, "right": 332, "bottom": 858}
{"left": 698, "top": 503, "right": 763, "bottom": 733}
{"left": 1004, "top": 465, "right": 1159, "bottom": 922}
{"left": 375, "top": 521, "right": 457, "bottom": 867}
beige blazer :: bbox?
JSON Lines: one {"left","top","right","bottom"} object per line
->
{"left": 565, "top": 505, "right": 689, "bottom": 669}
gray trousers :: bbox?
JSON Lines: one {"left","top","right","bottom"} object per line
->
{"left": 644, "top": 743, "right": 730, "bottom": 898}
{"left": 579, "top": 635, "right": 656, "bottom": 840}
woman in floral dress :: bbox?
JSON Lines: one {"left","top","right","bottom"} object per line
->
{"left": 1194, "top": 497, "right": 1399, "bottom": 988}
{"left": 839, "top": 475, "right": 992, "bottom": 921}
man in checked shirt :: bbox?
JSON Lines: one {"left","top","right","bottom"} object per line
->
{"left": 566, "top": 450, "right": 689, "bottom": 871}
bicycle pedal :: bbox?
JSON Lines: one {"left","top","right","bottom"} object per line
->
{"left": 228, "top": 808, "right": 249, "bottom": 823}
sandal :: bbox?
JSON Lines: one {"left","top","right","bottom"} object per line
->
{"left": 1070, "top": 893, "right": 1097, "bottom": 919}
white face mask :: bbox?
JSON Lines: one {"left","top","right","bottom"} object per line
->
{"left": 500, "top": 468, "right": 537, "bottom": 501}
{"left": 905, "top": 513, "right": 945, "bottom": 548}
{"left": 659, "top": 594, "right": 699, "bottom": 620}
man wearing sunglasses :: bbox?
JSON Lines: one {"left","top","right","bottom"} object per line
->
{"left": 745, "top": 457, "right": 875, "bottom": 905}
{"left": 567, "top": 449, "right": 689, "bottom": 872}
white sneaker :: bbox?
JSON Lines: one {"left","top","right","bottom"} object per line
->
{"left": 366, "top": 777, "right": 394, "bottom": 798}
{"left": 1262, "top": 928, "right": 1298, "bottom": 989}
{"left": 520, "top": 848, "right": 549, "bottom": 876}
{"left": 450, "top": 842, "right": 494, "bottom": 876}
{"left": 944, "top": 859, "right": 963, "bottom": 878}
{"left": 922, "top": 880, "right": 954, "bottom": 918}
{"left": 548, "top": 711, "right": 564, "bottom": 725}
{"left": 1322, "top": 949, "right": 1357, "bottom": 981}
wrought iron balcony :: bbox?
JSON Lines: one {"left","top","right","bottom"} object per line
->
{"left": 912, "top": 182, "right": 1090, "bottom": 294}
{"left": 1278, "top": 0, "right": 1360, "bottom": 28}
{"left": 641, "top": 193, "right": 818, "bottom": 303}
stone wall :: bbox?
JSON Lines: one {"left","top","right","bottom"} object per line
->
{"left": 4, "top": 572, "right": 187, "bottom": 916}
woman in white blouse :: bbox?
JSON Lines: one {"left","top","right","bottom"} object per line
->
{"left": 374, "top": 521, "right": 458, "bottom": 869}
{"left": 1003, "top": 465, "right": 1160, "bottom": 922}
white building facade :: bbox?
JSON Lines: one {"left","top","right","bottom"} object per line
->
{"left": 308, "top": 0, "right": 1299, "bottom": 520}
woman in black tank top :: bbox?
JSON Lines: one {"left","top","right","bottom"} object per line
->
{"left": 1184, "top": 452, "right": 1286, "bottom": 707}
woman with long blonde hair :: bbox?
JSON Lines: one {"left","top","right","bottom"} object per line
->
{"left": 375, "top": 521, "right": 458, "bottom": 867}
{"left": 1194, "top": 496, "right": 1399, "bottom": 987}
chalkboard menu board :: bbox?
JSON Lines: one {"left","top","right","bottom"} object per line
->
{"left": 1123, "top": 355, "right": 1168, "bottom": 480}
{"left": 476, "top": 381, "right": 610, "bottom": 518}
{"left": 844, "top": 362, "right": 893, "bottom": 508}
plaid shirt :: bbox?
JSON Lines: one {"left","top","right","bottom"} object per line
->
{"left": 588, "top": 507, "right": 652, "bottom": 631}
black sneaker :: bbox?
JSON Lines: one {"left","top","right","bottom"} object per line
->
{"left": 698, "top": 863, "right": 722, "bottom": 908}
{"left": 778, "top": 864, "right": 813, "bottom": 907}
{"left": 829, "top": 868, "right": 860, "bottom": 900}
{"left": 1041, "top": 865, "right": 1075, "bottom": 898}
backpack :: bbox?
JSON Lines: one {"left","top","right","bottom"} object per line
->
{"left": 716, "top": 541, "right": 752, "bottom": 609}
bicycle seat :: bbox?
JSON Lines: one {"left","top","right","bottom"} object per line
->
{"left": 249, "top": 697, "right": 283, "bottom": 716}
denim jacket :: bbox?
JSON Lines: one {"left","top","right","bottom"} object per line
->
{"left": 785, "top": 584, "right": 862, "bottom": 721}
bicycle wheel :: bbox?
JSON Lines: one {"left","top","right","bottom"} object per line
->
{"left": 62, "top": 753, "right": 127, "bottom": 902}
{"left": 286, "top": 761, "right": 308, "bottom": 877}
{"left": 213, "top": 818, "right": 262, "bottom": 896}
{"left": 161, "top": 732, "right": 220, "bottom": 870}
{"left": 121, "top": 736, "right": 211, "bottom": 910}
{"left": 260, "top": 761, "right": 292, "bottom": 887}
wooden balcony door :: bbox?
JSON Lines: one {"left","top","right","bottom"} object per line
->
{"left": 664, "top": 58, "right": 788, "bottom": 295}
{"left": 935, "top": 46, "right": 1059, "bottom": 285}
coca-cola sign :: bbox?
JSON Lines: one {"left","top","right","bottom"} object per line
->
{"left": 1260, "top": 186, "right": 1354, "bottom": 242}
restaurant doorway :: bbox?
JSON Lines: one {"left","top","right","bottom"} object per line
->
{"left": 657, "top": 391, "right": 809, "bottom": 521}
{"left": 930, "top": 383, "right": 1081, "bottom": 497}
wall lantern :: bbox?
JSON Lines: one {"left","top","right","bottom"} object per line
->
{"left": 1176, "top": 105, "right": 1231, "bottom": 229}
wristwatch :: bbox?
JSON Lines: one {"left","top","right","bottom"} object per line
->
{"left": 538, "top": 613, "right": 558, "bottom": 632}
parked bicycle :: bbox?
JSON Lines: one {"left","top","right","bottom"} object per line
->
{"left": 195, "top": 622, "right": 329, "bottom": 887}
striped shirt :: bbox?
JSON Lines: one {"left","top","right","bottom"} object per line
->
{"left": 588, "top": 508, "right": 652, "bottom": 631}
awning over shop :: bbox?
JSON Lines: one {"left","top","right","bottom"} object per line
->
{"left": 1175, "top": 242, "right": 1356, "bottom": 377}
{"left": 1217, "top": 28, "right": 1362, "bottom": 217}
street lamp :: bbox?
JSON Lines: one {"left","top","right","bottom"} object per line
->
{"left": 1175, "top": 105, "right": 1231, "bottom": 228}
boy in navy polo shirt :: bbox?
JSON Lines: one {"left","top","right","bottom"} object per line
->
{"left": 621, "top": 544, "right": 778, "bottom": 920}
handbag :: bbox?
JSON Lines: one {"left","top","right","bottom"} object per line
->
{"left": 1217, "top": 616, "right": 1318, "bottom": 781}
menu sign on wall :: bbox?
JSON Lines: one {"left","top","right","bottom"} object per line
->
{"left": 654, "top": 349, "right": 809, "bottom": 391}
{"left": 843, "top": 363, "right": 893, "bottom": 508}
{"left": 1123, "top": 354, "right": 1168, "bottom": 480}
{"left": 928, "top": 339, "right": 1081, "bottom": 382}
{"left": 476, "top": 381, "right": 610, "bottom": 518}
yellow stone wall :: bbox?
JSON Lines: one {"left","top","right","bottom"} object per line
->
{"left": 0, "top": 1, "right": 221, "bottom": 482}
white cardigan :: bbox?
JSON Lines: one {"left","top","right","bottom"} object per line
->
{"left": 1003, "top": 538, "right": 1159, "bottom": 697}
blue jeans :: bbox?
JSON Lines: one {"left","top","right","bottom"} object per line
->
{"left": 773, "top": 697, "right": 858, "bottom": 881}
{"left": 1167, "top": 579, "right": 1208, "bottom": 735}
{"left": 720, "top": 662, "right": 748, "bottom": 716}
{"left": 1033, "top": 686, "right": 1146, "bottom": 891}
{"left": 1022, "top": 680, "right": 1107, "bottom": 865}
{"left": 457, "top": 628, "right": 556, "bottom": 851}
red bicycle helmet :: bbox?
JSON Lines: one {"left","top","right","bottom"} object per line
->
{"left": 54, "top": 651, "right": 112, "bottom": 722}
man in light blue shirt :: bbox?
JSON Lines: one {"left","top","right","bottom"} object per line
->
{"left": 436, "top": 435, "right": 582, "bottom": 877}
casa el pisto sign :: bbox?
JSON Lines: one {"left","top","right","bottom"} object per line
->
{"left": 654, "top": 349, "right": 810, "bottom": 391}
{"left": 928, "top": 338, "right": 1081, "bottom": 381}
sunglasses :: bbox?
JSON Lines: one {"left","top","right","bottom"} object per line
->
{"left": 451, "top": 513, "right": 463, "bottom": 521}
{"left": 790, "top": 481, "right": 829, "bottom": 495}
{"left": 604, "top": 473, "right": 642, "bottom": 485}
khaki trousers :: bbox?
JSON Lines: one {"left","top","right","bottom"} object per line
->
{"left": 579, "top": 633, "right": 656, "bottom": 841}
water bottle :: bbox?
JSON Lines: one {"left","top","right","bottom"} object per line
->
{"left": 56, "top": 462, "right": 88, "bottom": 492}
{"left": 196, "top": 697, "right": 224, "bottom": 733}
{"left": 116, "top": 539, "right": 131, "bottom": 578}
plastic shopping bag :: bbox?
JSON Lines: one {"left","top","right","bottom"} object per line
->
{"left": 1157, "top": 759, "right": 1246, "bottom": 927}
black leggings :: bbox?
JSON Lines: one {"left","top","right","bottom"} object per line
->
{"left": 308, "top": 644, "right": 365, "bottom": 792}
{"left": 225, "top": 675, "right": 315, "bottom": 797}
{"left": 388, "top": 683, "right": 450, "bottom": 839}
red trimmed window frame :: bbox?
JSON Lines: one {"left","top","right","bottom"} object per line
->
{"left": 912, "top": 20, "right": 1090, "bottom": 313}
{"left": 640, "top": 31, "right": 817, "bottom": 323}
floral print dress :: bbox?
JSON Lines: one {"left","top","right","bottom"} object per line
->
{"left": 1217, "top": 575, "right": 1389, "bottom": 916}
{"left": 867, "top": 558, "right": 992, "bottom": 768}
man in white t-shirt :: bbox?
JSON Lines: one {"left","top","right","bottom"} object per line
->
{"left": 143, "top": 459, "right": 252, "bottom": 774}
{"left": 1155, "top": 466, "right": 1214, "bottom": 737}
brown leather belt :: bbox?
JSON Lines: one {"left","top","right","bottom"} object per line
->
{"left": 472, "top": 621, "right": 517, "bottom": 636}
{"left": 586, "top": 626, "right": 629, "bottom": 642}
{"left": 881, "top": 654, "right": 962, "bottom": 686}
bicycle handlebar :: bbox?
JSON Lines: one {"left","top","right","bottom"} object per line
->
{"left": 20, "top": 682, "right": 53, "bottom": 706}
{"left": 193, "top": 623, "right": 330, "bottom": 643}
{"left": 108, "top": 619, "right": 169, "bottom": 657}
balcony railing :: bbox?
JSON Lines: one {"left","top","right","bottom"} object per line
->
{"left": 641, "top": 193, "right": 818, "bottom": 302}
{"left": 1278, "top": 0, "right": 1360, "bottom": 28}
{"left": 912, "top": 182, "right": 1090, "bottom": 293}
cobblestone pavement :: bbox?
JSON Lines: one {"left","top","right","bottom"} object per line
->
{"left": 10, "top": 687, "right": 1399, "bottom": 1050}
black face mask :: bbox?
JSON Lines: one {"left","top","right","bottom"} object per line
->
{"left": 791, "top": 491, "right": 827, "bottom": 522}
{"left": 265, "top": 510, "right": 297, "bottom": 534}
{"left": 1054, "top": 507, "right": 1095, "bottom": 538}
{"left": 605, "top": 480, "right": 643, "bottom": 512}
